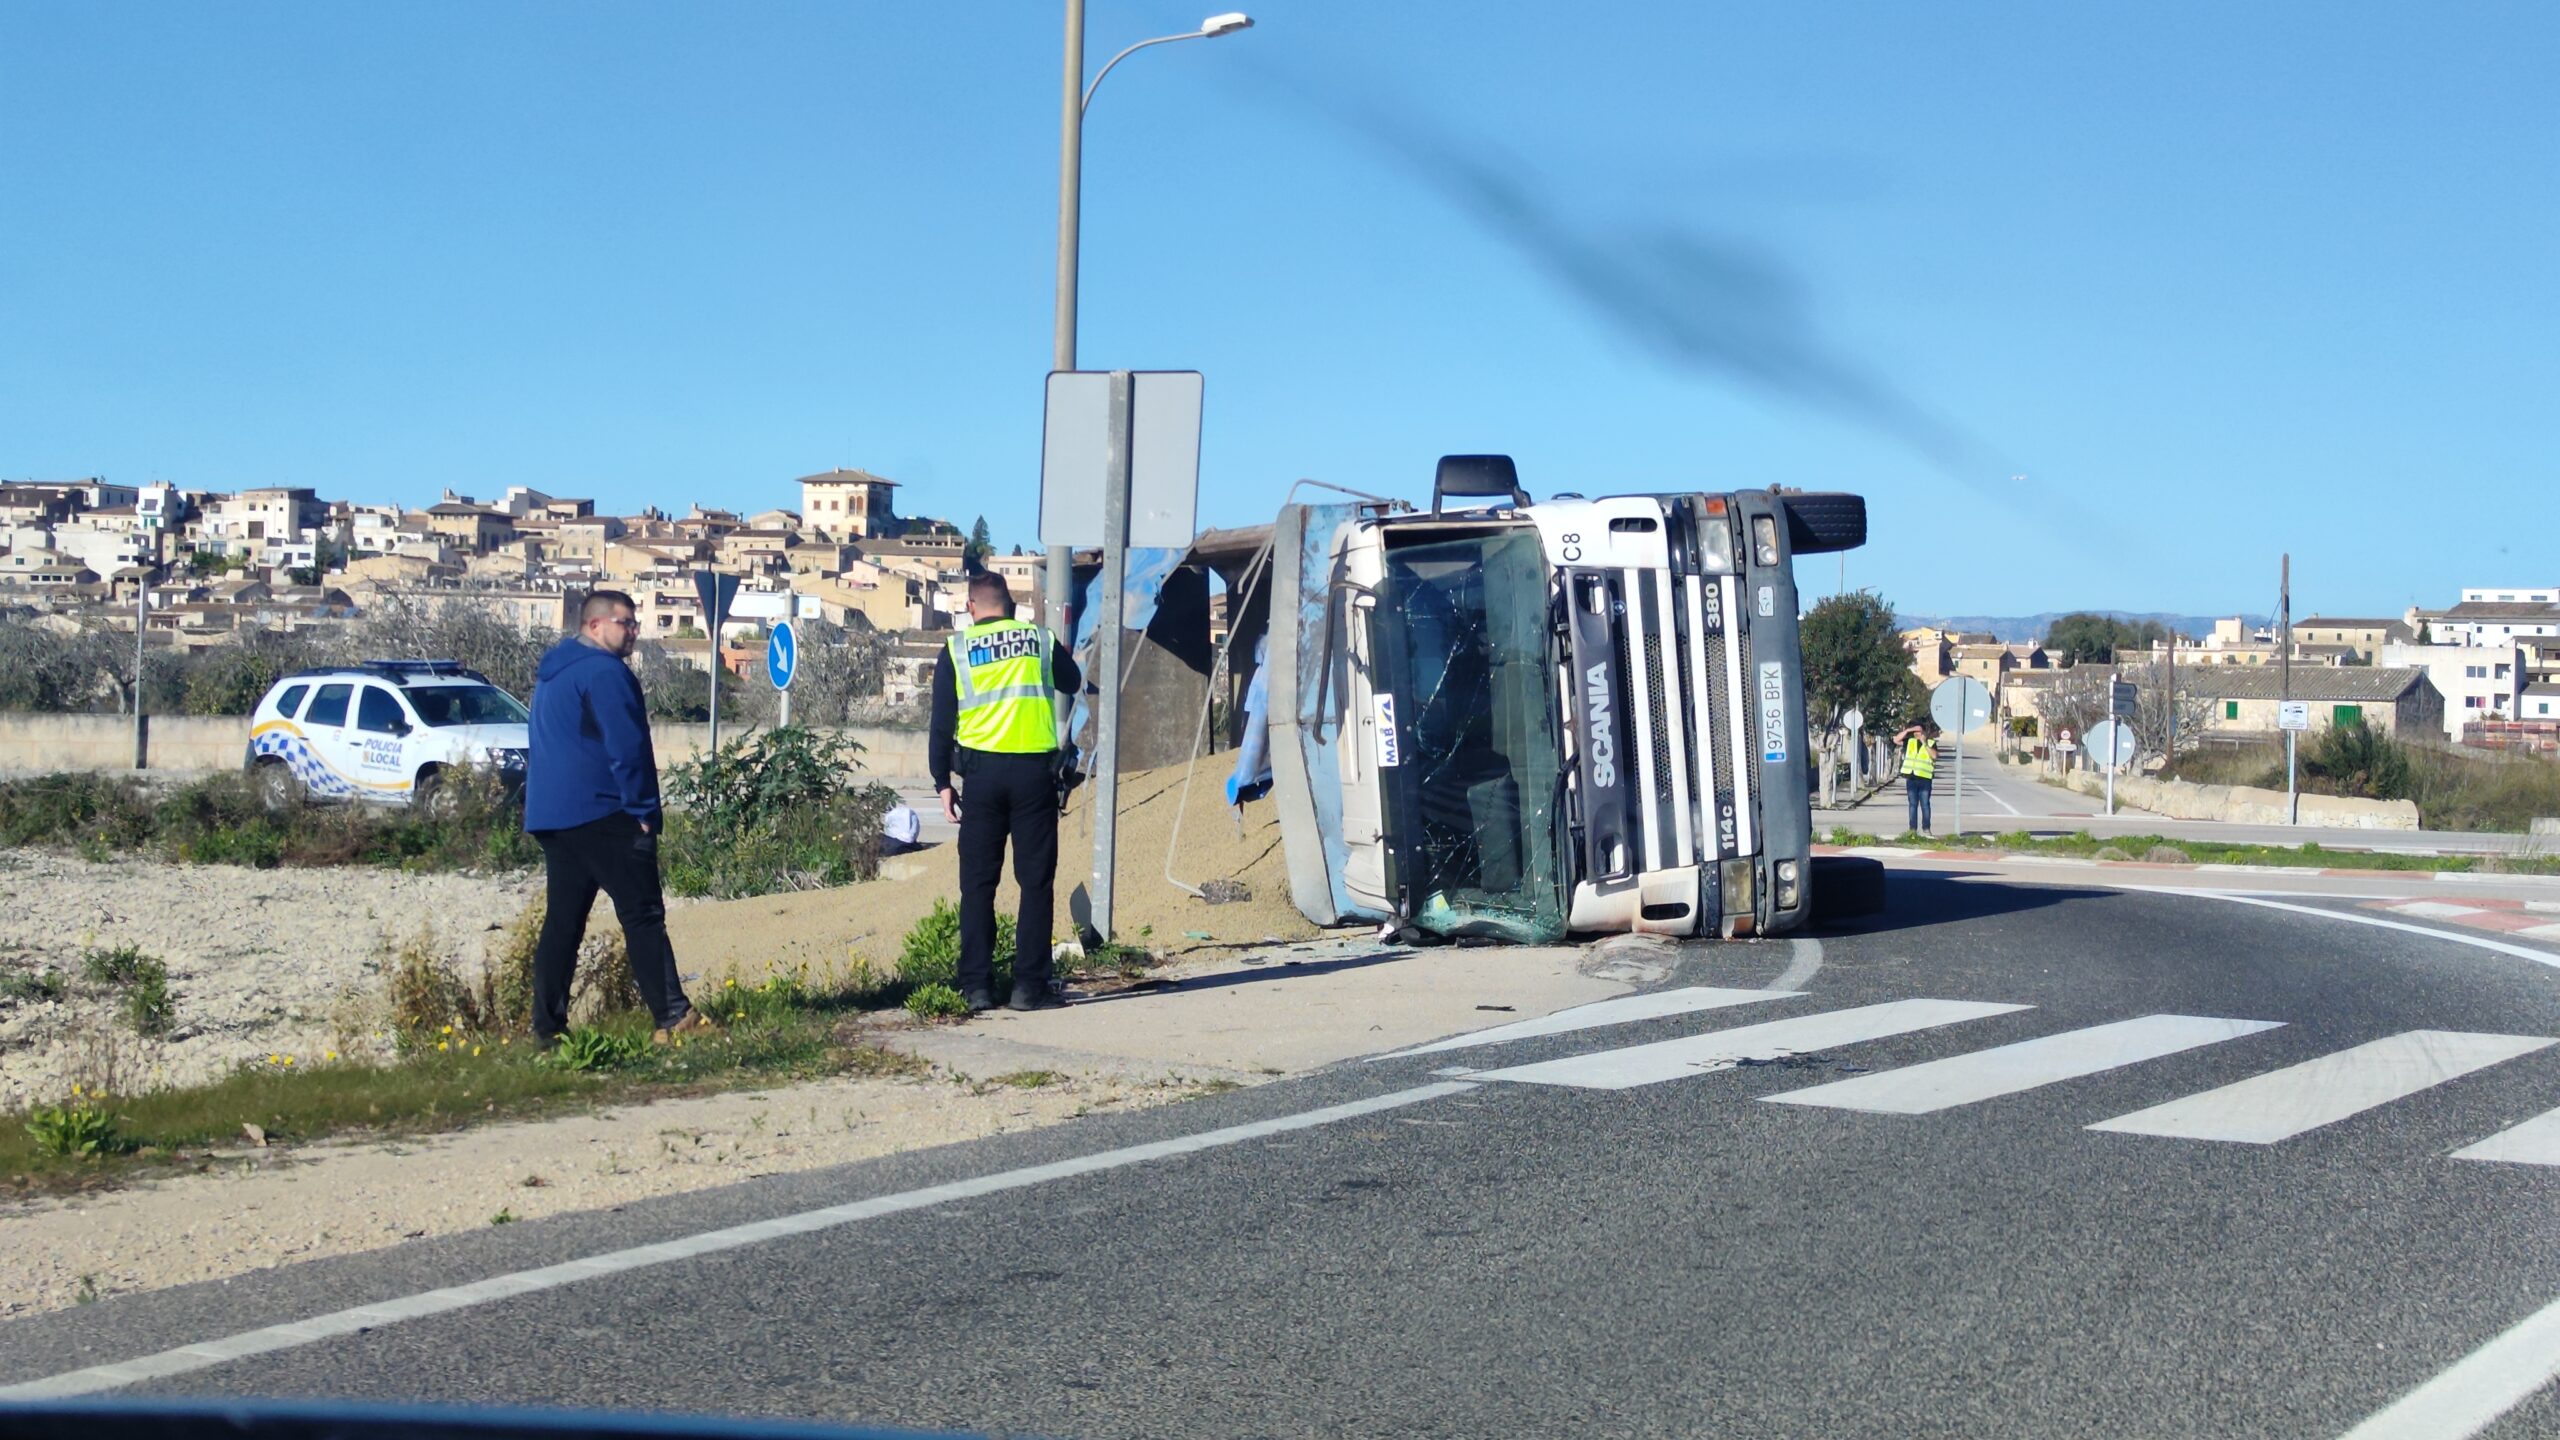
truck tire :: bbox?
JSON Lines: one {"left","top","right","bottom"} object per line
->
{"left": 1781, "top": 492, "right": 1867, "bottom": 555}
{"left": 1809, "top": 854, "right": 1886, "bottom": 923}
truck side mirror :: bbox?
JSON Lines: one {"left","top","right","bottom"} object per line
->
{"left": 1432, "top": 455, "right": 1530, "bottom": 517}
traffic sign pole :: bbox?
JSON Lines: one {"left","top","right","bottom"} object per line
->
{"left": 768, "top": 620, "right": 798, "bottom": 731}
{"left": 1089, "top": 370, "right": 1134, "bottom": 943}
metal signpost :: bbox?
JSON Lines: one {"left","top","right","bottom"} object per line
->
{"left": 1842, "top": 706, "right": 1865, "bottom": 792}
{"left": 693, "top": 569, "right": 739, "bottom": 758}
{"left": 1039, "top": 369, "right": 1203, "bottom": 941}
{"left": 2279, "top": 699, "right": 2311, "bottom": 826}
{"left": 767, "top": 620, "right": 798, "bottom": 730}
{"left": 1928, "top": 676, "right": 1993, "bottom": 836}
{"left": 2087, "top": 718, "right": 2137, "bottom": 816}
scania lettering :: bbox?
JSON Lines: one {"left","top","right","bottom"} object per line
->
{"left": 1265, "top": 455, "right": 1866, "bottom": 943}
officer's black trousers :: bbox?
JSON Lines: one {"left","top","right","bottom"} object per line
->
{"left": 955, "top": 750, "right": 1059, "bottom": 1002}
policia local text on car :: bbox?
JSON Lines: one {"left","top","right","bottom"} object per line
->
{"left": 930, "top": 572, "right": 1084, "bottom": 1014}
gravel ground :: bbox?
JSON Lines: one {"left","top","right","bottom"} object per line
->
{"left": 0, "top": 850, "right": 541, "bottom": 1109}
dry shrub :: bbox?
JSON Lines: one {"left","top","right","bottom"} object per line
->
{"left": 468, "top": 896, "right": 642, "bottom": 1037}
{"left": 63, "top": 1016, "right": 130, "bottom": 1098}
{"left": 385, "top": 922, "right": 473, "bottom": 1042}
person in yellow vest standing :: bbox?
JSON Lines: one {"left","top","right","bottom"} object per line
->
{"left": 931, "top": 572, "right": 1084, "bottom": 1013}
{"left": 1893, "top": 722, "right": 1937, "bottom": 834}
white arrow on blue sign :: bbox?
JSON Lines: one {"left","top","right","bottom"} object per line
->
{"left": 766, "top": 620, "right": 798, "bottom": 691}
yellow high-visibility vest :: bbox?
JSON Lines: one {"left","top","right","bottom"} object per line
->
{"left": 1904, "top": 735, "right": 1936, "bottom": 780}
{"left": 947, "top": 618, "right": 1058, "bottom": 754}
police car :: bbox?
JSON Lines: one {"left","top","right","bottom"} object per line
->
{"left": 243, "top": 660, "right": 530, "bottom": 814}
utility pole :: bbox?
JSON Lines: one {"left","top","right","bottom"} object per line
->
{"left": 2282, "top": 553, "right": 2296, "bottom": 825}
{"left": 1044, "top": 0, "right": 1085, "bottom": 659}
{"left": 132, "top": 557, "right": 151, "bottom": 769}
{"left": 2167, "top": 622, "right": 2178, "bottom": 765}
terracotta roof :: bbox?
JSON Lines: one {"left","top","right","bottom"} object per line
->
{"left": 798, "top": 468, "right": 899, "bottom": 489}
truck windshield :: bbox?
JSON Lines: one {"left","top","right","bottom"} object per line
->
{"left": 1375, "top": 528, "right": 1569, "bottom": 943}
{"left": 407, "top": 684, "right": 530, "bottom": 727}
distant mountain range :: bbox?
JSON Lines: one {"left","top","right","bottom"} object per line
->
{"left": 1894, "top": 612, "right": 2275, "bottom": 644}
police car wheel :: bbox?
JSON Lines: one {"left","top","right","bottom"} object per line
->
{"left": 253, "top": 759, "right": 303, "bottom": 815}
{"left": 1808, "top": 855, "right": 1887, "bottom": 923}
{"left": 412, "top": 767, "right": 460, "bottom": 820}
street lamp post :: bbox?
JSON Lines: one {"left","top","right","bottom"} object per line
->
{"left": 1043, "top": 6, "right": 1252, "bottom": 650}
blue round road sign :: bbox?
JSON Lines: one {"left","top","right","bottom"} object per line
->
{"left": 766, "top": 620, "right": 798, "bottom": 691}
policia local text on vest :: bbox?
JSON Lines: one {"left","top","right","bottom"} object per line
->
{"left": 930, "top": 575, "right": 1085, "bottom": 1014}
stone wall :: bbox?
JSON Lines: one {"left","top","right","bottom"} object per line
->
{"left": 2057, "top": 768, "right": 2420, "bottom": 830}
{"left": 0, "top": 713, "right": 931, "bottom": 780}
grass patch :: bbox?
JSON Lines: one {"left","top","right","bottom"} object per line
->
{"left": 992, "top": 1069, "right": 1064, "bottom": 1089}
{"left": 82, "top": 945, "right": 176, "bottom": 1038}
{"left": 0, "top": 769, "right": 536, "bottom": 874}
{"left": 904, "top": 982, "right": 969, "bottom": 1020}
{"left": 0, "top": 975, "right": 940, "bottom": 1194}
{"left": 2165, "top": 736, "right": 2560, "bottom": 833}
{"left": 1877, "top": 829, "right": 2560, "bottom": 875}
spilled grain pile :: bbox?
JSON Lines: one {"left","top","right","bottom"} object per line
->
{"left": 666, "top": 760, "right": 1327, "bottom": 982}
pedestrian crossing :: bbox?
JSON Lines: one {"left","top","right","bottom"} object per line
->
{"left": 1430, "top": 989, "right": 2560, "bottom": 1168}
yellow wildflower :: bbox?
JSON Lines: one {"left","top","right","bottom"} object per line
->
{"left": 438, "top": 1041, "right": 450, "bottom": 1053}
{"left": 282, "top": 1056, "right": 294, "bottom": 1067}
{"left": 472, "top": 1045, "right": 482, "bottom": 1057}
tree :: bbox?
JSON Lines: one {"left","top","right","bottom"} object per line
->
{"left": 965, "top": 516, "right": 993, "bottom": 571}
{"left": 2043, "top": 661, "right": 2215, "bottom": 764}
{"left": 1800, "top": 592, "right": 1924, "bottom": 800}
{"left": 0, "top": 621, "right": 101, "bottom": 712}
{"left": 2045, "top": 612, "right": 2167, "bottom": 666}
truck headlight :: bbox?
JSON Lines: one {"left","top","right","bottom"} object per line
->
{"left": 1774, "top": 858, "right": 1801, "bottom": 911}
{"left": 1752, "top": 515, "right": 1781, "bottom": 567}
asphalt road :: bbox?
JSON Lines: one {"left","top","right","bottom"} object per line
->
{"left": 12, "top": 867, "right": 2560, "bottom": 1438}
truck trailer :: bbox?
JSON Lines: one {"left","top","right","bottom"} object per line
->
{"left": 1262, "top": 455, "right": 1869, "bottom": 945}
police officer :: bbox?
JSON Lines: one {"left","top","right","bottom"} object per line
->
{"left": 1894, "top": 721, "right": 1937, "bottom": 833}
{"left": 931, "top": 571, "right": 1083, "bottom": 1013}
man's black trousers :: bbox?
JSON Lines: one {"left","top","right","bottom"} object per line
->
{"left": 531, "top": 812, "right": 691, "bottom": 1038}
{"left": 956, "top": 750, "right": 1058, "bottom": 1003}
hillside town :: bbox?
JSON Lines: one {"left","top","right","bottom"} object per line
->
{"left": 1905, "top": 591, "right": 2560, "bottom": 756}
{"left": 0, "top": 469, "right": 1046, "bottom": 709}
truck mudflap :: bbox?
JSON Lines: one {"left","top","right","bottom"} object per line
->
{"left": 1268, "top": 501, "right": 1389, "bottom": 929}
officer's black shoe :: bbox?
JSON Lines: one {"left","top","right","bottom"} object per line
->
{"left": 1007, "top": 989, "right": 1068, "bottom": 1012}
{"left": 960, "top": 990, "right": 998, "bottom": 1015}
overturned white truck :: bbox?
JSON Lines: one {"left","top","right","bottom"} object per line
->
{"left": 1262, "top": 456, "right": 1870, "bottom": 945}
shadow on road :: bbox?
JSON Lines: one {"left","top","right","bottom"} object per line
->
{"left": 1816, "top": 868, "right": 2114, "bottom": 940}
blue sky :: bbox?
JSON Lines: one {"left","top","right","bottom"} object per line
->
{"left": 3, "top": 2, "right": 2553, "bottom": 618}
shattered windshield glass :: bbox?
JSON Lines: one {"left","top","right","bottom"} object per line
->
{"left": 1374, "top": 527, "right": 1569, "bottom": 943}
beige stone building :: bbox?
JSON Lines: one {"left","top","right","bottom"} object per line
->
{"left": 799, "top": 469, "right": 901, "bottom": 541}
{"left": 2291, "top": 616, "right": 2414, "bottom": 664}
{"left": 2179, "top": 665, "right": 2443, "bottom": 740}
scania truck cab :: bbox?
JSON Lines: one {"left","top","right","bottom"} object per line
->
{"left": 1264, "top": 456, "right": 1865, "bottom": 944}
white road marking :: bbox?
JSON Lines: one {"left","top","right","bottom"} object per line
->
{"left": 0, "top": 1081, "right": 1479, "bottom": 1400}
{"left": 2451, "top": 1104, "right": 2560, "bottom": 1167}
{"left": 1766, "top": 1014, "right": 2284, "bottom": 1114}
{"left": 1770, "top": 937, "right": 1824, "bottom": 992}
{"left": 2087, "top": 1031, "right": 2555, "bottom": 1144}
{"left": 2113, "top": 888, "right": 2560, "bottom": 971}
{"left": 2389, "top": 901, "right": 2490, "bottom": 920}
{"left": 1373, "top": 987, "right": 1798, "bottom": 1060}
{"left": 2338, "top": 1290, "right": 2560, "bottom": 1439}
{"left": 1468, "top": 999, "right": 2031, "bottom": 1091}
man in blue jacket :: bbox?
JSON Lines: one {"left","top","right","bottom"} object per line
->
{"left": 524, "top": 590, "right": 711, "bottom": 1046}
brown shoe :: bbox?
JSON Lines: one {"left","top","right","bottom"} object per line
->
{"left": 651, "top": 1011, "right": 721, "bottom": 1045}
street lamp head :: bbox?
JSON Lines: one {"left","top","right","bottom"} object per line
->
{"left": 1199, "top": 12, "right": 1254, "bottom": 36}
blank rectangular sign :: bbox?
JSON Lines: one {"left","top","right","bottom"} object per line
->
{"left": 1040, "top": 370, "right": 1203, "bottom": 550}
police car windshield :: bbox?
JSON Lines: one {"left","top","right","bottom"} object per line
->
{"left": 405, "top": 684, "right": 530, "bottom": 727}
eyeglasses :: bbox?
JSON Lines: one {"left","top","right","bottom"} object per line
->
{"left": 593, "top": 616, "right": 639, "bottom": 630}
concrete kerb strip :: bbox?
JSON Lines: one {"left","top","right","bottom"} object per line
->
{"left": 1814, "top": 844, "right": 2560, "bottom": 891}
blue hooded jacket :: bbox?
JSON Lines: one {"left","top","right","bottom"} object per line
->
{"left": 524, "top": 637, "right": 661, "bottom": 832}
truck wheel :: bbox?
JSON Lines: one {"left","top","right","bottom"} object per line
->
{"left": 1809, "top": 855, "right": 1886, "bottom": 923}
{"left": 253, "top": 759, "right": 303, "bottom": 815}
{"left": 1781, "top": 492, "right": 1868, "bottom": 555}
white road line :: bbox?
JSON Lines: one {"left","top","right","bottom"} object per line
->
{"left": 2087, "top": 1031, "right": 2555, "bottom": 1144}
{"left": 2451, "top": 1104, "right": 2560, "bottom": 1167}
{"left": 1468, "top": 999, "right": 2030, "bottom": 1091}
{"left": 2338, "top": 1291, "right": 2560, "bottom": 1439}
{"left": 2112, "top": 888, "right": 2560, "bottom": 971}
{"left": 1766, "top": 1014, "right": 2284, "bottom": 1115}
{"left": 0, "top": 1081, "right": 1479, "bottom": 1401}
{"left": 1373, "top": 987, "right": 1798, "bottom": 1060}
{"left": 1770, "top": 936, "right": 1824, "bottom": 992}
